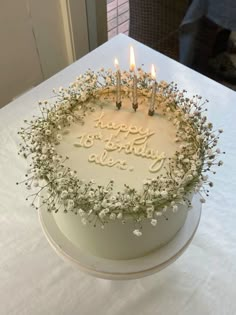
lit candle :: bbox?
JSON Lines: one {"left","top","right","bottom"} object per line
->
{"left": 148, "top": 64, "right": 156, "bottom": 116}
{"left": 114, "top": 58, "right": 121, "bottom": 109}
{"left": 130, "top": 46, "right": 138, "bottom": 111}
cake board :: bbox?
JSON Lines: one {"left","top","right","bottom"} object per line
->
{"left": 39, "top": 194, "right": 202, "bottom": 280}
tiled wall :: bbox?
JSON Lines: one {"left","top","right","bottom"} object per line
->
{"left": 107, "top": 0, "right": 129, "bottom": 39}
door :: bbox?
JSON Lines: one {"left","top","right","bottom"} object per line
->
{"left": 0, "top": 0, "right": 71, "bottom": 109}
{"left": 0, "top": 0, "right": 108, "bottom": 108}
{"left": 0, "top": 0, "right": 43, "bottom": 108}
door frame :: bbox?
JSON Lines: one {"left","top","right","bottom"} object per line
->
{"left": 60, "top": 0, "right": 107, "bottom": 62}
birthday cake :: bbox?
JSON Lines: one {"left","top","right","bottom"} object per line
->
{"left": 18, "top": 67, "right": 223, "bottom": 260}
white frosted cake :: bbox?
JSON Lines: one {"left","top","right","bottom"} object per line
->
{"left": 52, "top": 93, "right": 192, "bottom": 259}
{"left": 18, "top": 68, "right": 223, "bottom": 260}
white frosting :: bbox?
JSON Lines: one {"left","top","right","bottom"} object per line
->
{"left": 56, "top": 95, "right": 179, "bottom": 192}
{"left": 53, "top": 93, "right": 191, "bottom": 259}
{"left": 53, "top": 202, "right": 189, "bottom": 260}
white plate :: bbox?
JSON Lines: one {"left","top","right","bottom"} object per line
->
{"left": 39, "top": 194, "right": 202, "bottom": 280}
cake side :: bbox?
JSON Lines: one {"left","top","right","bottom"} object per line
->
{"left": 52, "top": 198, "right": 190, "bottom": 260}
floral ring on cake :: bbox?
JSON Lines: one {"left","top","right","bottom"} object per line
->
{"left": 17, "top": 68, "right": 224, "bottom": 236}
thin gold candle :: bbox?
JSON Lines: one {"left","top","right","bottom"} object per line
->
{"left": 114, "top": 58, "right": 121, "bottom": 109}
{"left": 148, "top": 64, "right": 156, "bottom": 116}
{"left": 130, "top": 46, "right": 138, "bottom": 111}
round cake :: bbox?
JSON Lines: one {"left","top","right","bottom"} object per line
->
{"left": 18, "top": 68, "right": 223, "bottom": 260}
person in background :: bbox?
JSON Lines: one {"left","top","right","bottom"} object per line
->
{"left": 179, "top": 0, "right": 236, "bottom": 83}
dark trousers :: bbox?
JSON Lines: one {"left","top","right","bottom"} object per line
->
{"left": 179, "top": 17, "right": 231, "bottom": 73}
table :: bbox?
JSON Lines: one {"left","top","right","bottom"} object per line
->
{"left": 1, "top": 34, "right": 236, "bottom": 315}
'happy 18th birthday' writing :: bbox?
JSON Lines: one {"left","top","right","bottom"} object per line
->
{"left": 74, "top": 112, "right": 166, "bottom": 173}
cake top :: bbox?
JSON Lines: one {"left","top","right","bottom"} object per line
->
{"left": 17, "top": 68, "right": 224, "bottom": 235}
{"left": 56, "top": 92, "right": 178, "bottom": 193}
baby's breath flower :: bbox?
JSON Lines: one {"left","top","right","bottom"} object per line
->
{"left": 110, "top": 196, "right": 116, "bottom": 202}
{"left": 79, "top": 209, "right": 85, "bottom": 217}
{"left": 115, "top": 202, "right": 122, "bottom": 208}
{"left": 67, "top": 199, "right": 74, "bottom": 209}
{"left": 101, "top": 200, "right": 108, "bottom": 208}
{"left": 93, "top": 204, "right": 101, "bottom": 212}
{"left": 33, "top": 181, "right": 39, "bottom": 188}
{"left": 109, "top": 213, "right": 116, "bottom": 220}
{"left": 117, "top": 212, "right": 123, "bottom": 219}
{"left": 133, "top": 205, "right": 139, "bottom": 212}
{"left": 161, "top": 190, "right": 168, "bottom": 198}
{"left": 151, "top": 219, "right": 157, "bottom": 226}
{"left": 99, "top": 210, "right": 106, "bottom": 219}
{"left": 42, "top": 146, "right": 48, "bottom": 154}
{"left": 88, "top": 191, "right": 95, "bottom": 198}
{"left": 61, "top": 190, "right": 68, "bottom": 199}
{"left": 186, "top": 174, "right": 193, "bottom": 181}
{"left": 133, "top": 229, "right": 142, "bottom": 237}
{"left": 163, "top": 206, "right": 168, "bottom": 212}
{"left": 81, "top": 218, "right": 88, "bottom": 225}
{"left": 67, "top": 115, "right": 73, "bottom": 122}
{"left": 172, "top": 205, "right": 178, "bottom": 212}
{"left": 56, "top": 134, "right": 62, "bottom": 141}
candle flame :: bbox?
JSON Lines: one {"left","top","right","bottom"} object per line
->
{"left": 151, "top": 64, "right": 156, "bottom": 80}
{"left": 130, "top": 46, "right": 136, "bottom": 72}
{"left": 114, "top": 58, "right": 119, "bottom": 69}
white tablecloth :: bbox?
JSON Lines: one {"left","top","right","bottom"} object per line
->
{"left": 1, "top": 34, "right": 236, "bottom": 315}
